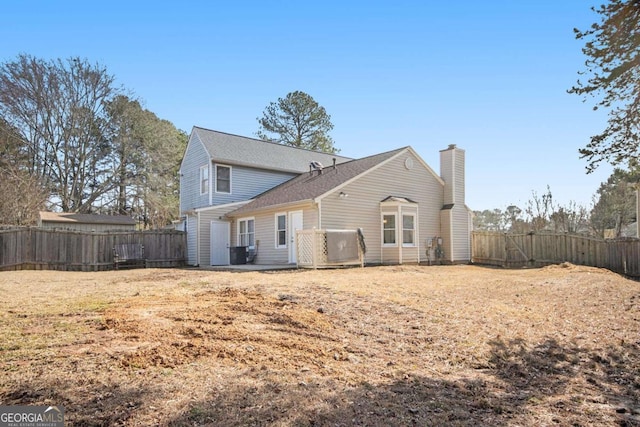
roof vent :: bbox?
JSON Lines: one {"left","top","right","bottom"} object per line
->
{"left": 310, "top": 161, "right": 324, "bottom": 174}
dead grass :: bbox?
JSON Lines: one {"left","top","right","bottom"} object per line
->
{"left": 1, "top": 264, "right": 639, "bottom": 426}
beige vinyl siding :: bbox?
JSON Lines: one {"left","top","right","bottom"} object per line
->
{"left": 230, "top": 203, "right": 318, "bottom": 265}
{"left": 441, "top": 151, "right": 454, "bottom": 206}
{"left": 454, "top": 152, "right": 465, "bottom": 204}
{"left": 441, "top": 205, "right": 470, "bottom": 262}
{"left": 381, "top": 245, "right": 401, "bottom": 264}
{"left": 320, "top": 151, "right": 443, "bottom": 265}
{"left": 440, "top": 208, "right": 453, "bottom": 261}
{"left": 451, "top": 152, "right": 469, "bottom": 261}
{"left": 439, "top": 146, "right": 470, "bottom": 262}
{"left": 451, "top": 205, "right": 471, "bottom": 261}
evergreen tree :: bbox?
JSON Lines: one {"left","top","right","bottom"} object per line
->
{"left": 569, "top": 1, "right": 640, "bottom": 172}
{"left": 256, "top": 91, "right": 338, "bottom": 153}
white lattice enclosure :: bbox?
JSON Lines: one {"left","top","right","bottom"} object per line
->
{"left": 296, "top": 229, "right": 364, "bottom": 269}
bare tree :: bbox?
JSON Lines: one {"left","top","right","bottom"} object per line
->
{"left": 550, "top": 202, "right": 589, "bottom": 234}
{"left": 0, "top": 55, "right": 121, "bottom": 212}
{"left": 0, "top": 55, "right": 186, "bottom": 226}
{"left": 0, "top": 117, "right": 47, "bottom": 225}
{"left": 525, "top": 186, "right": 554, "bottom": 231}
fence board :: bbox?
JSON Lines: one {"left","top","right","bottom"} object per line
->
{"left": 472, "top": 231, "right": 640, "bottom": 277}
{"left": 0, "top": 227, "right": 186, "bottom": 271}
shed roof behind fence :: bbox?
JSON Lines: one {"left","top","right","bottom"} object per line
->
{"left": 39, "top": 212, "right": 137, "bottom": 226}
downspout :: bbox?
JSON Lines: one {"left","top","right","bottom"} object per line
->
{"left": 450, "top": 150, "right": 456, "bottom": 263}
{"left": 196, "top": 211, "right": 201, "bottom": 266}
{"left": 449, "top": 209, "right": 454, "bottom": 263}
{"left": 416, "top": 205, "right": 420, "bottom": 264}
{"left": 380, "top": 209, "right": 384, "bottom": 265}
{"left": 398, "top": 205, "right": 403, "bottom": 265}
{"left": 209, "top": 161, "right": 213, "bottom": 206}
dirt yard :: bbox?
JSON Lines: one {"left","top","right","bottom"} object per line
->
{"left": 0, "top": 264, "right": 639, "bottom": 426}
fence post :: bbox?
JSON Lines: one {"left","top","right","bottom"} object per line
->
{"left": 503, "top": 233, "right": 508, "bottom": 268}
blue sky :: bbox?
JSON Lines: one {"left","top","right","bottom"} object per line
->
{"left": 2, "top": 1, "right": 613, "bottom": 211}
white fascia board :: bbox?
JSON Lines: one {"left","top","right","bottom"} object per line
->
{"left": 194, "top": 200, "right": 251, "bottom": 213}
{"left": 227, "top": 200, "right": 315, "bottom": 218}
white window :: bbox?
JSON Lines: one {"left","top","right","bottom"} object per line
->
{"left": 215, "top": 164, "right": 231, "bottom": 193}
{"left": 238, "top": 218, "right": 255, "bottom": 248}
{"left": 402, "top": 214, "right": 416, "bottom": 246}
{"left": 200, "top": 164, "right": 209, "bottom": 195}
{"left": 382, "top": 214, "right": 396, "bottom": 245}
{"left": 276, "top": 213, "right": 287, "bottom": 248}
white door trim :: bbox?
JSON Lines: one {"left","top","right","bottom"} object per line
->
{"left": 288, "top": 211, "right": 303, "bottom": 264}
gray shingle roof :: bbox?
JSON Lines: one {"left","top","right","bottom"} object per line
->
{"left": 193, "top": 127, "right": 352, "bottom": 173}
{"left": 39, "top": 212, "right": 136, "bottom": 225}
{"left": 228, "top": 147, "right": 408, "bottom": 216}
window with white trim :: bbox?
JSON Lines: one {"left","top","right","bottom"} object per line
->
{"left": 238, "top": 218, "right": 255, "bottom": 248}
{"left": 276, "top": 213, "right": 287, "bottom": 248}
{"left": 402, "top": 214, "right": 416, "bottom": 246}
{"left": 383, "top": 214, "right": 396, "bottom": 245}
{"left": 215, "top": 164, "right": 231, "bottom": 193}
{"left": 200, "top": 164, "right": 209, "bottom": 195}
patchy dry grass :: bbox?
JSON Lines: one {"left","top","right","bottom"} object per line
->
{"left": 0, "top": 264, "right": 639, "bottom": 426}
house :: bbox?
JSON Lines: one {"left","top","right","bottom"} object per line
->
{"left": 179, "top": 126, "right": 471, "bottom": 266}
{"left": 39, "top": 212, "right": 137, "bottom": 232}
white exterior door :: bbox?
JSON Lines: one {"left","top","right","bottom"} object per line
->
{"left": 288, "top": 211, "right": 303, "bottom": 264}
{"left": 210, "top": 221, "right": 230, "bottom": 265}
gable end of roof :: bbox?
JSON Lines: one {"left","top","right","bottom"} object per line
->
{"left": 227, "top": 147, "right": 408, "bottom": 216}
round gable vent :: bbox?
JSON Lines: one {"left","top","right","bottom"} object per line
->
{"left": 404, "top": 157, "right": 414, "bottom": 170}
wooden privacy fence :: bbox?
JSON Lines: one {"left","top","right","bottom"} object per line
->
{"left": 0, "top": 227, "right": 187, "bottom": 271}
{"left": 472, "top": 231, "right": 640, "bottom": 277}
